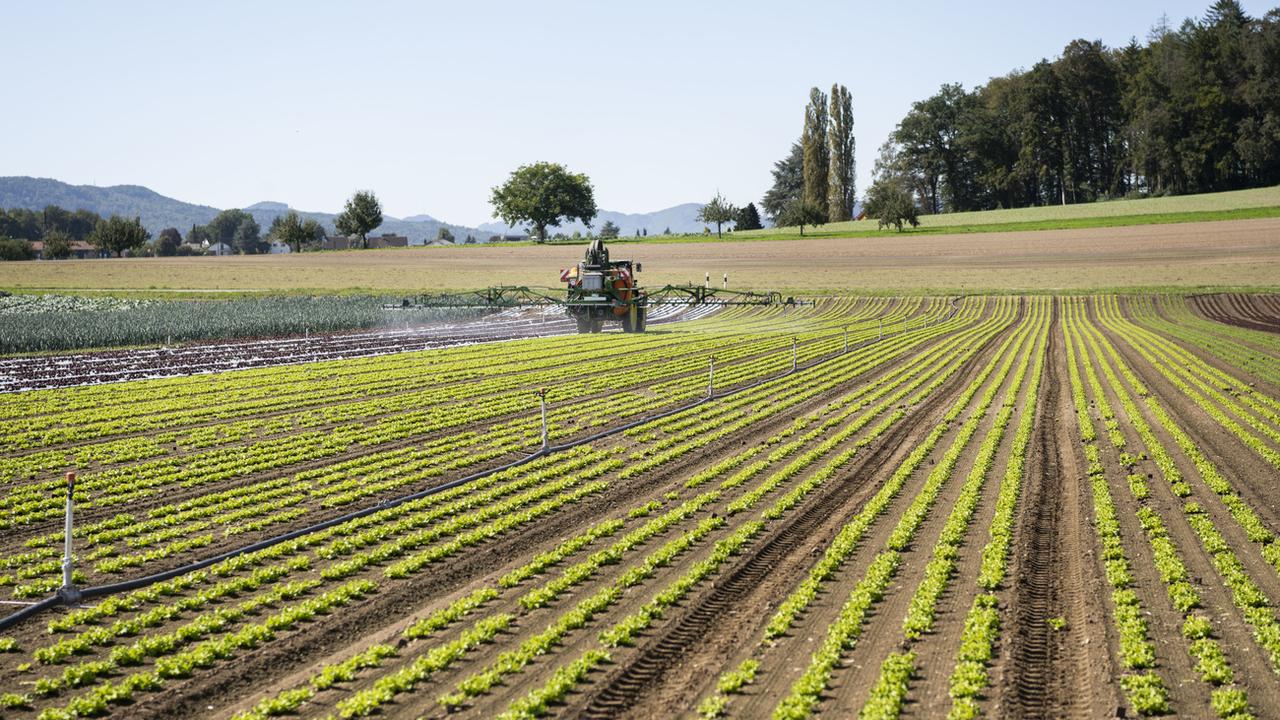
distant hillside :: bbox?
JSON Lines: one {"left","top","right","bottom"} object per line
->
{"left": 238, "top": 201, "right": 482, "bottom": 246}
{"left": 0, "top": 176, "right": 709, "bottom": 245}
{"left": 0, "top": 177, "right": 221, "bottom": 231}
{"left": 479, "top": 203, "right": 709, "bottom": 237}
{"left": 0, "top": 177, "right": 486, "bottom": 245}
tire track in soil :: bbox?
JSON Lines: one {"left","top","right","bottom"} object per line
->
{"left": 892, "top": 320, "right": 1039, "bottom": 719}
{"left": 569, "top": 313, "right": 1012, "bottom": 720}
{"left": 998, "top": 306, "right": 1115, "bottom": 720}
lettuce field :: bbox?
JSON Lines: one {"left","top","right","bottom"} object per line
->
{"left": 2, "top": 294, "right": 1280, "bottom": 719}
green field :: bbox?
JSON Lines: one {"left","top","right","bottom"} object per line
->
{"left": 729, "top": 184, "right": 1280, "bottom": 241}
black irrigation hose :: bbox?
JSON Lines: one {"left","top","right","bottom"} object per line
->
{"left": 0, "top": 596, "right": 62, "bottom": 631}
{"left": 0, "top": 298, "right": 961, "bottom": 631}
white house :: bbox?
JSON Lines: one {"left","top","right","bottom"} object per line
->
{"left": 269, "top": 240, "right": 293, "bottom": 254}
{"left": 204, "top": 241, "right": 232, "bottom": 256}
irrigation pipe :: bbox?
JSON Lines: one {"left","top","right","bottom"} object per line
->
{"left": 0, "top": 298, "right": 960, "bottom": 631}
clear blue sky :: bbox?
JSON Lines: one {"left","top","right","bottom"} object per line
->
{"left": 3, "top": 1, "right": 1270, "bottom": 226}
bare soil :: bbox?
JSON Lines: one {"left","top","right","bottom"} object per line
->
{"left": 1189, "top": 293, "right": 1280, "bottom": 334}
{"left": 2, "top": 218, "right": 1278, "bottom": 294}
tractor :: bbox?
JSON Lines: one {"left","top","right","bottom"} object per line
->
{"left": 561, "top": 238, "right": 647, "bottom": 333}
{"left": 389, "top": 236, "right": 795, "bottom": 321}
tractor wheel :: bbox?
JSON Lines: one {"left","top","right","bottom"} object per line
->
{"left": 623, "top": 303, "right": 638, "bottom": 333}
{"left": 576, "top": 316, "right": 592, "bottom": 334}
{"left": 591, "top": 319, "right": 604, "bottom": 333}
{"left": 636, "top": 306, "right": 647, "bottom": 332}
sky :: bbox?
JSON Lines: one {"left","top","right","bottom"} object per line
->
{"left": 3, "top": 1, "right": 1272, "bottom": 227}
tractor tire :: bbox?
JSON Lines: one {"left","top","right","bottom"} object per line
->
{"left": 622, "top": 311, "right": 634, "bottom": 333}
{"left": 576, "top": 316, "right": 592, "bottom": 334}
{"left": 636, "top": 306, "right": 647, "bottom": 332}
{"left": 591, "top": 319, "right": 604, "bottom": 333}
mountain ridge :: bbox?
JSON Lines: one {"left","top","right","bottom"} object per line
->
{"left": 0, "top": 177, "right": 712, "bottom": 244}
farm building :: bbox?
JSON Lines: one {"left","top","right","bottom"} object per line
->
{"left": 369, "top": 233, "right": 409, "bottom": 248}
{"left": 321, "top": 233, "right": 409, "bottom": 250}
{"left": 27, "top": 239, "right": 102, "bottom": 260}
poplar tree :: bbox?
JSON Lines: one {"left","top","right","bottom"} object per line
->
{"left": 827, "top": 84, "right": 856, "bottom": 222}
{"left": 801, "top": 87, "right": 830, "bottom": 218}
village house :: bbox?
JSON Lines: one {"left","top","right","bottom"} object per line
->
{"left": 28, "top": 239, "right": 102, "bottom": 260}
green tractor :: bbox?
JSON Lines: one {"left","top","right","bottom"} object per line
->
{"left": 561, "top": 238, "right": 647, "bottom": 333}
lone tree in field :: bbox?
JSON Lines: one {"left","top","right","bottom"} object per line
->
{"left": 599, "top": 220, "right": 620, "bottom": 239}
{"left": 778, "top": 200, "right": 825, "bottom": 237}
{"left": 335, "top": 191, "right": 383, "bottom": 249}
{"left": 696, "top": 191, "right": 737, "bottom": 238}
{"left": 89, "top": 215, "right": 150, "bottom": 257}
{"left": 490, "top": 162, "right": 597, "bottom": 243}
{"left": 864, "top": 178, "right": 920, "bottom": 232}
{"left": 268, "top": 211, "right": 324, "bottom": 253}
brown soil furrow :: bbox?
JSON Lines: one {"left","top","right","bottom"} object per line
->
{"left": 1191, "top": 293, "right": 1280, "bottom": 335}
{"left": 575, "top": 404, "right": 957, "bottom": 720}
{"left": 1098, "top": 314, "right": 1280, "bottom": 562}
{"left": 118, "top": 307, "right": 961, "bottom": 720}
{"left": 1079, "top": 322, "right": 1280, "bottom": 716}
{"left": 563, "top": 308, "right": 1015, "bottom": 719}
{"left": 894, "top": 313, "right": 1045, "bottom": 719}
{"left": 997, "top": 313, "right": 1116, "bottom": 720}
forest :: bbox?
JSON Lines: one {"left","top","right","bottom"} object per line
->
{"left": 876, "top": 1, "right": 1280, "bottom": 213}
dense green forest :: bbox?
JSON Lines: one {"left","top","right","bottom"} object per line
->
{"left": 875, "top": 0, "right": 1280, "bottom": 214}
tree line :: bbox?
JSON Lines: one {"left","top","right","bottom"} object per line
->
{"left": 874, "top": 0, "right": 1280, "bottom": 215}
{"left": 0, "top": 206, "right": 153, "bottom": 260}
{"left": 0, "top": 190, "right": 394, "bottom": 260}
